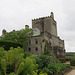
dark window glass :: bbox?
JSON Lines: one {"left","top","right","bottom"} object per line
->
{"left": 35, "top": 47, "right": 38, "bottom": 51}
{"left": 35, "top": 39, "right": 38, "bottom": 44}
{"left": 29, "top": 48, "right": 31, "bottom": 51}
{"left": 42, "top": 39, "right": 44, "bottom": 42}
{"left": 28, "top": 39, "right": 31, "bottom": 45}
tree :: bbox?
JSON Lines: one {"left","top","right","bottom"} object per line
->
{"left": 0, "top": 47, "right": 5, "bottom": 60}
{"left": 1, "top": 59, "right": 6, "bottom": 75}
{"left": 21, "top": 57, "right": 38, "bottom": 75}
{"left": 0, "top": 47, "right": 38, "bottom": 75}
{"left": 1, "top": 28, "right": 33, "bottom": 46}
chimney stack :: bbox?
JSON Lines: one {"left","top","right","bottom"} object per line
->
{"left": 25, "top": 25, "right": 29, "bottom": 29}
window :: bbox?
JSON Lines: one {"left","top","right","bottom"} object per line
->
{"left": 28, "top": 39, "right": 31, "bottom": 45}
{"left": 42, "top": 39, "right": 44, "bottom": 42}
{"left": 35, "top": 39, "right": 38, "bottom": 44}
{"left": 28, "top": 48, "right": 31, "bottom": 51}
{"left": 35, "top": 47, "right": 38, "bottom": 51}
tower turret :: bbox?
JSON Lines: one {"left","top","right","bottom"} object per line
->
{"left": 50, "top": 12, "right": 54, "bottom": 19}
{"left": 2, "top": 29, "right": 6, "bottom": 36}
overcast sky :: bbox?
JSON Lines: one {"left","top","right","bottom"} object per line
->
{"left": 0, "top": 0, "right": 75, "bottom": 52}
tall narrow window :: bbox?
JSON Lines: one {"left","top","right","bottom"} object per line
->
{"left": 28, "top": 48, "right": 31, "bottom": 51}
{"left": 35, "top": 39, "right": 38, "bottom": 44}
{"left": 35, "top": 47, "right": 38, "bottom": 51}
{"left": 28, "top": 39, "right": 31, "bottom": 45}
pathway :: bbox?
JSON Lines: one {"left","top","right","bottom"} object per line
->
{"left": 64, "top": 61, "right": 75, "bottom": 75}
{"left": 66, "top": 69, "right": 75, "bottom": 75}
{"left": 64, "top": 61, "right": 70, "bottom": 64}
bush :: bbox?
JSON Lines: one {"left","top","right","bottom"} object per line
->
{"left": 0, "top": 40, "right": 22, "bottom": 50}
{"left": 44, "top": 49, "right": 51, "bottom": 56}
{"left": 65, "top": 58, "right": 71, "bottom": 61}
{"left": 0, "top": 47, "right": 38, "bottom": 75}
{"left": 24, "top": 52, "right": 32, "bottom": 58}
{"left": 39, "top": 72, "right": 48, "bottom": 75}
{"left": 70, "top": 59, "right": 75, "bottom": 66}
{"left": 31, "top": 55, "right": 51, "bottom": 69}
{"left": 59, "top": 58, "right": 66, "bottom": 63}
{"left": 42, "top": 63, "right": 69, "bottom": 75}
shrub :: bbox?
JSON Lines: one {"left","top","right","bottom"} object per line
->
{"left": 39, "top": 72, "right": 48, "bottom": 75}
{"left": 0, "top": 40, "right": 22, "bottom": 50}
{"left": 42, "top": 63, "right": 69, "bottom": 75}
{"left": 44, "top": 49, "right": 51, "bottom": 56}
{"left": 0, "top": 47, "right": 38, "bottom": 75}
{"left": 24, "top": 52, "right": 32, "bottom": 58}
{"left": 59, "top": 58, "right": 66, "bottom": 63}
{"left": 65, "top": 58, "right": 71, "bottom": 61}
{"left": 70, "top": 59, "right": 75, "bottom": 66}
{"left": 31, "top": 55, "right": 51, "bottom": 69}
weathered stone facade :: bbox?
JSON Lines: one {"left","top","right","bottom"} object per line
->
{"left": 0, "top": 12, "right": 65, "bottom": 58}
{"left": 26, "top": 12, "right": 65, "bottom": 58}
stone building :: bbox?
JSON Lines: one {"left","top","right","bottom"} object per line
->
{"left": 0, "top": 12, "right": 65, "bottom": 58}
{"left": 0, "top": 29, "right": 7, "bottom": 39}
{"left": 26, "top": 12, "right": 65, "bottom": 58}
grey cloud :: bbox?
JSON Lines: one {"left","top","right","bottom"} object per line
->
{"left": 0, "top": 0, "right": 75, "bottom": 52}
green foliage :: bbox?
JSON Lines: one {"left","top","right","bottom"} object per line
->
{"left": 0, "top": 47, "right": 70, "bottom": 75}
{"left": 59, "top": 58, "right": 66, "bottom": 63}
{"left": 1, "top": 59, "right": 6, "bottom": 75}
{"left": 0, "top": 47, "right": 38, "bottom": 75}
{"left": 17, "top": 62, "right": 24, "bottom": 75}
{"left": 66, "top": 52, "right": 75, "bottom": 56}
{"left": 73, "top": 54, "right": 75, "bottom": 57}
{"left": 39, "top": 72, "right": 48, "bottom": 75}
{"left": 1, "top": 28, "right": 33, "bottom": 46}
{"left": 8, "top": 72, "right": 16, "bottom": 75}
{"left": 31, "top": 55, "right": 61, "bottom": 74}
{"left": 24, "top": 52, "right": 32, "bottom": 58}
{"left": 0, "top": 47, "right": 5, "bottom": 60}
{"left": 32, "top": 55, "right": 51, "bottom": 69}
{"left": 70, "top": 59, "right": 75, "bottom": 66}
{"left": 44, "top": 49, "right": 51, "bottom": 56}
{"left": 0, "top": 40, "right": 22, "bottom": 50}
{"left": 22, "top": 57, "right": 38, "bottom": 75}
{"left": 43, "top": 63, "right": 69, "bottom": 75}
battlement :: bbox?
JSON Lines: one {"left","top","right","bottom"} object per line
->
{"left": 32, "top": 12, "right": 57, "bottom": 37}
{"left": 32, "top": 16, "right": 50, "bottom": 21}
{"left": 32, "top": 12, "right": 56, "bottom": 23}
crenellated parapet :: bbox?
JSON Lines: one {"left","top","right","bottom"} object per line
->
{"left": 32, "top": 16, "right": 50, "bottom": 21}
{"left": 32, "top": 12, "right": 56, "bottom": 23}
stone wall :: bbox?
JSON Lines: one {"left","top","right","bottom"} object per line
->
{"left": 26, "top": 36, "right": 43, "bottom": 54}
{"left": 24, "top": 12, "right": 65, "bottom": 58}
{"left": 32, "top": 12, "right": 57, "bottom": 37}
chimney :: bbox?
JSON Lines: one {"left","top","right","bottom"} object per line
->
{"left": 25, "top": 25, "right": 29, "bottom": 29}
{"left": 50, "top": 12, "right": 54, "bottom": 19}
{"left": 2, "top": 29, "right": 6, "bottom": 36}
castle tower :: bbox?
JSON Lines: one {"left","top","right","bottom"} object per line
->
{"left": 32, "top": 12, "right": 57, "bottom": 36}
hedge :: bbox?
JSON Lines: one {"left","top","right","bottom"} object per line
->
{"left": 70, "top": 59, "right": 75, "bottom": 66}
{"left": 0, "top": 40, "right": 22, "bottom": 50}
